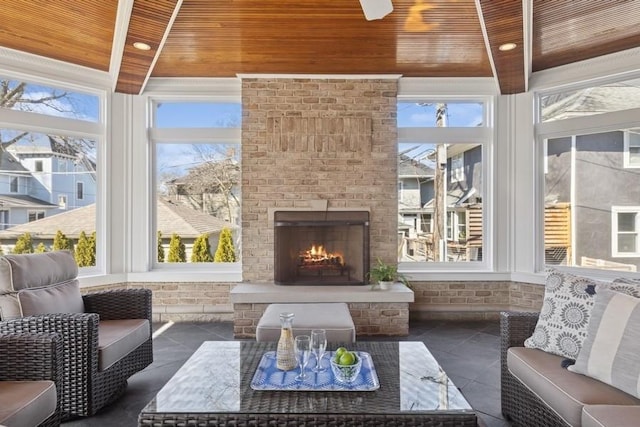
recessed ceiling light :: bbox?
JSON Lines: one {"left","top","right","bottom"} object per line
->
{"left": 498, "top": 43, "right": 517, "bottom": 52}
{"left": 133, "top": 42, "right": 151, "bottom": 51}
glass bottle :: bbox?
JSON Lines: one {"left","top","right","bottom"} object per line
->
{"left": 276, "top": 312, "right": 297, "bottom": 371}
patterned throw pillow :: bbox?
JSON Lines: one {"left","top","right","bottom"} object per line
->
{"left": 568, "top": 288, "right": 640, "bottom": 398}
{"left": 524, "top": 269, "right": 609, "bottom": 359}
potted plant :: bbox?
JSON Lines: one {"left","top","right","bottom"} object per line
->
{"left": 367, "top": 258, "right": 410, "bottom": 290}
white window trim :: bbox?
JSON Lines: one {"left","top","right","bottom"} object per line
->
{"left": 0, "top": 68, "right": 107, "bottom": 277}
{"left": 141, "top": 92, "right": 242, "bottom": 278}
{"left": 623, "top": 129, "right": 640, "bottom": 169}
{"left": 612, "top": 206, "right": 640, "bottom": 257}
{"left": 396, "top": 95, "right": 494, "bottom": 275}
{"left": 536, "top": 71, "right": 640, "bottom": 275}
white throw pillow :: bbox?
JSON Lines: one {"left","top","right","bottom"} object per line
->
{"left": 569, "top": 288, "right": 640, "bottom": 398}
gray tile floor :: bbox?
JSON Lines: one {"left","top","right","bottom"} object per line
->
{"left": 63, "top": 320, "right": 510, "bottom": 427}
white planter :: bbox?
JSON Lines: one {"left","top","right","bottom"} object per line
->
{"left": 377, "top": 281, "right": 394, "bottom": 290}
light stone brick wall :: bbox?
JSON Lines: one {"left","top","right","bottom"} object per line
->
{"left": 241, "top": 78, "right": 399, "bottom": 282}
{"left": 82, "top": 280, "right": 544, "bottom": 326}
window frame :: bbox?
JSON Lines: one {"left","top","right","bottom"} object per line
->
{"left": 624, "top": 129, "right": 640, "bottom": 169}
{"left": 612, "top": 206, "right": 640, "bottom": 257}
{"left": 397, "top": 94, "right": 494, "bottom": 274}
{"left": 535, "top": 73, "right": 640, "bottom": 277}
{"left": 146, "top": 95, "right": 242, "bottom": 275}
{"left": 0, "top": 71, "right": 106, "bottom": 277}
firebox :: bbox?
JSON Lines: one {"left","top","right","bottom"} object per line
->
{"left": 274, "top": 211, "right": 370, "bottom": 285}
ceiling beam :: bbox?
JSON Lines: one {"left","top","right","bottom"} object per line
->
{"left": 115, "top": 0, "right": 181, "bottom": 94}
{"left": 476, "top": 0, "right": 526, "bottom": 94}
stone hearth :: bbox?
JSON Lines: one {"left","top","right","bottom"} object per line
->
{"left": 231, "top": 283, "right": 413, "bottom": 338}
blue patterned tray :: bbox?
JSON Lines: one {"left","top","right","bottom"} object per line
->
{"left": 250, "top": 350, "right": 380, "bottom": 391}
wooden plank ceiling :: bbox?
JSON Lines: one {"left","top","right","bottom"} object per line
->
{"left": 1, "top": 1, "right": 639, "bottom": 95}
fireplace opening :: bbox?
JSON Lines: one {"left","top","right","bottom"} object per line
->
{"left": 274, "top": 211, "right": 370, "bottom": 285}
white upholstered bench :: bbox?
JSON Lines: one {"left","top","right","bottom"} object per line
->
{"left": 256, "top": 303, "right": 356, "bottom": 343}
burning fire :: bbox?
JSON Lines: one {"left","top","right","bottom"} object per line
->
{"left": 299, "top": 244, "right": 344, "bottom": 266}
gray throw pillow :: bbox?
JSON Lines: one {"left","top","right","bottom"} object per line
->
{"left": 18, "top": 280, "right": 85, "bottom": 316}
{"left": 569, "top": 288, "right": 640, "bottom": 398}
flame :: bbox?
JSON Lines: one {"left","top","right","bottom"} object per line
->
{"left": 299, "top": 244, "right": 344, "bottom": 266}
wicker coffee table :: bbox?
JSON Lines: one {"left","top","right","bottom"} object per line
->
{"left": 138, "top": 341, "right": 476, "bottom": 426}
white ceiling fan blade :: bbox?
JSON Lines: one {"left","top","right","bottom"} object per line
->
{"left": 359, "top": 0, "right": 394, "bottom": 21}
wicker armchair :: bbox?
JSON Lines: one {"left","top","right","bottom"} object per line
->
{"left": 500, "top": 311, "right": 571, "bottom": 427}
{"left": 0, "top": 251, "right": 153, "bottom": 420}
{"left": 0, "top": 332, "right": 63, "bottom": 427}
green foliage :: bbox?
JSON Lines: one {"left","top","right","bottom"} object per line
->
{"left": 214, "top": 228, "right": 236, "bottom": 262}
{"left": 367, "top": 257, "right": 410, "bottom": 287}
{"left": 167, "top": 233, "right": 186, "bottom": 262}
{"left": 53, "top": 230, "right": 72, "bottom": 251}
{"left": 35, "top": 242, "right": 48, "bottom": 253}
{"left": 75, "top": 231, "right": 95, "bottom": 267}
{"left": 13, "top": 233, "right": 34, "bottom": 254}
{"left": 157, "top": 231, "right": 165, "bottom": 263}
{"left": 191, "top": 233, "right": 213, "bottom": 262}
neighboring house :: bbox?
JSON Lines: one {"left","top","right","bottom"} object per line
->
{"left": 0, "top": 135, "right": 96, "bottom": 230}
{"left": 398, "top": 153, "right": 434, "bottom": 238}
{"left": 164, "top": 158, "right": 240, "bottom": 225}
{"left": 398, "top": 145, "right": 483, "bottom": 262}
{"left": 0, "top": 199, "right": 236, "bottom": 260}
{"left": 542, "top": 85, "right": 640, "bottom": 271}
{"left": 7, "top": 135, "right": 96, "bottom": 212}
{"left": 0, "top": 149, "right": 58, "bottom": 229}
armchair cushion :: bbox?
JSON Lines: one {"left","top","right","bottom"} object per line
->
{"left": 0, "top": 381, "right": 57, "bottom": 427}
{"left": 18, "top": 280, "right": 84, "bottom": 317}
{"left": 0, "top": 251, "right": 81, "bottom": 320}
{"left": 98, "top": 319, "right": 150, "bottom": 371}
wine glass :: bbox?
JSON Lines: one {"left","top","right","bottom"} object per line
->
{"left": 310, "top": 329, "right": 327, "bottom": 372}
{"left": 294, "top": 335, "right": 311, "bottom": 381}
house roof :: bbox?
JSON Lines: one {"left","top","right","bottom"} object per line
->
{"left": 0, "top": 150, "right": 29, "bottom": 173}
{"left": 0, "top": 195, "right": 57, "bottom": 209}
{"left": 542, "top": 84, "right": 640, "bottom": 121}
{"left": 398, "top": 154, "right": 434, "bottom": 178}
{"left": 0, "top": 199, "right": 234, "bottom": 240}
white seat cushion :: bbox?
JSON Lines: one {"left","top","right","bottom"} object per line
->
{"left": 0, "top": 380, "right": 56, "bottom": 427}
{"left": 98, "top": 319, "right": 150, "bottom": 371}
{"left": 256, "top": 303, "right": 355, "bottom": 343}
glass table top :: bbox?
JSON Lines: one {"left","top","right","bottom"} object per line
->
{"left": 143, "top": 340, "right": 472, "bottom": 415}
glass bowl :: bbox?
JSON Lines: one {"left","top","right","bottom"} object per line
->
{"left": 330, "top": 352, "right": 362, "bottom": 383}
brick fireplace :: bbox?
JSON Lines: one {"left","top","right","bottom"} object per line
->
{"left": 241, "top": 77, "right": 399, "bottom": 282}
{"left": 234, "top": 77, "right": 410, "bottom": 337}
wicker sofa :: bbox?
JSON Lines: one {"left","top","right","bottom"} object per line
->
{"left": 0, "top": 332, "right": 62, "bottom": 427}
{"left": 0, "top": 251, "right": 153, "bottom": 420}
{"left": 501, "top": 311, "right": 640, "bottom": 427}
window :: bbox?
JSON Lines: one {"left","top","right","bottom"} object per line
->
{"left": 538, "top": 76, "right": 640, "bottom": 273}
{"left": 397, "top": 99, "right": 489, "bottom": 265}
{"left": 624, "top": 129, "right": 640, "bottom": 168}
{"left": 451, "top": 153, "right": 464, "bottom": 183}
{"left": 0, "top": 211, "right": 8, "bottom": 230}
{"left": 77, "top": 182, "right": 84, "bottom": 200}
{"left": 0, "top": 77, "right": 101, "bottom": 270}
{"left": 10, "top": 177, "right": 18, "bottom": 193}
{"left": 28, "top": 210, "right": 45, "bottom": 222}
{"left": 612, "top": 207, "right": 640, "bottom": 256}
{"left": 151, "top": 101, "right": 241, "bottom": 265}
